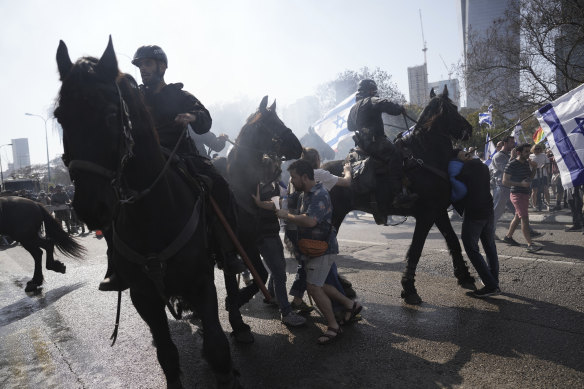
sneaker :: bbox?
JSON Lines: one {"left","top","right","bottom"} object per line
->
{"left": 473, "top": 286, "right": 501, "bottom": 298}
{"left": 290, "top": 300, "right": 315, "bottom": 314}
{"left": 530, "top": 230, "right": 543, "bottom": 238}
{"left": 281, "top": 311, "right": 306, "bottom": 327}
{"left": 503, "top": 236, "right": 520, "bottom": 246}
{"left": 526, "top": 244, "right": 542, "bottom": 253}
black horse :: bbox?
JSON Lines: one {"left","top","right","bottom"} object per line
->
{"left": 323, "top": 86, "right": 475, "bottom": 305}
{"left": 55, "top": 38, "right": 240, "bottom": 388}
{"left": 213, "top": 97, "right": 301, "bottom": 319}
{"left": 0, "top": 196, "right": 83, "bottom": 292}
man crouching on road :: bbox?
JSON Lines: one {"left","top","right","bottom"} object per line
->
{"left": 276, "top": 160, "right": 362, "bottom": 345}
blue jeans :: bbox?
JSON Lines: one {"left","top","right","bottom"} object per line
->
{"left": 461, "top": 212, "right": 499, "bottom": 289}
{"left": 258, "top": 235, "right": 292, "bottom": 315}
{"left": 493, "top": 184, "right": 510, "bottom": 224}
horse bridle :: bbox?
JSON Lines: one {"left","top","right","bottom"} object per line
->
{"left": 64, "top": 83, "right": 135, "bottom": 201}
{"left": 64, "top": 82, "right": 182, "bottom": 206}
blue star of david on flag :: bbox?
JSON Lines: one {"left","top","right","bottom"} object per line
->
{"left": 334, "top": 115, "right": 347, "bottom": 129}
{"left": 536, "top": 85, "right": 584, "bottom": 189}
{"left": 312, "top": 93, "right": 356, "bottom": 151}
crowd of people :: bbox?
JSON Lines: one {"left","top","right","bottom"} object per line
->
{"left": 449, "top": 134, "right": 583, "bottom": 296}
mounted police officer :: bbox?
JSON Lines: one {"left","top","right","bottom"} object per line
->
{"left": 99, "top": 45, "right": 245, "bottom": 292}
{"left": 347, "top": 79, "right": 418, "bottom": 223}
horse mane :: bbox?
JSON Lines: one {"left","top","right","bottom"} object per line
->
{"left": 236, "top": 110, "right": 263, "bottom": 145}
{"left": 414, "top": 92, "right": 451, "bottom": 133}
{"left": 116, "top": 74, "right": 158, "bottom": 142}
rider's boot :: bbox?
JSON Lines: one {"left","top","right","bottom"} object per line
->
{"left": 99, "top": 272, "right": 129, "bottom": 292}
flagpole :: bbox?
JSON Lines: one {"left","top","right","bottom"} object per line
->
{"left": 487, "top": 112, "right": 536, "bottom": 143}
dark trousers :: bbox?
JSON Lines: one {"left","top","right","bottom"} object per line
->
{"left": 461, "top": 212, "right": 499, "bottom": 290}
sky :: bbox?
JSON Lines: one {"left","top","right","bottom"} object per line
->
{"left": 0, "top": 0, "right": 463, "bottom": 166}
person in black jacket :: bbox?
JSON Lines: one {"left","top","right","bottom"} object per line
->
{"left": 347, "top": 79, "right": 417, "bottom": 223}
{"left": 99, "top": 46, "right": 245, "bottom": 286}
{"left": 455, "top": 152, "right": 500, "bottom": 297}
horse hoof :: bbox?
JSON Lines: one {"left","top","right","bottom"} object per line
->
{"left": 47, "top": 261, "right": 66, "bottom": 274}
{"left": 25, "top": 280, "right": 42, "bottom": 292}
{"left": 401, "top": 290, "right": 422, "bottom": 305}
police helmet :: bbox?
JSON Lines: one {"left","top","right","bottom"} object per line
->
{"left": 357, "top": 79, "right": 378, "bottom": 95}
{"left": 132, "top": 45, "right": 168, "bottom": 67}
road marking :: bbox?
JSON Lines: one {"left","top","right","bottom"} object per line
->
{"left": 432, "top": 248, "right": 583, "bottom": 265}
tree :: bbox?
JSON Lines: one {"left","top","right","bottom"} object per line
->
{"left": 316, "top": 66, "right": 406, "bottom": 112}
{"left": 463, "top": 0, "right": 584, "bottom": 114}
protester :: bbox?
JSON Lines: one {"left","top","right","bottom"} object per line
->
{"left": 286, "top": 147, "right": 353, "bottom": 315}
{"left": 565, "top": 185, "right": 583, "bottom": 232}
{"left": 529, "top": 144, "right": 551, "bottom": 211}
{"left": 491, "top": 136, "right": 515, "bottom": 226}
{"left": 276, "top": 160, "right": 362, "bottom": 344}
{"left": 51, "top": 184, "right": 71, "bottom": 234}
{"left": 455, "top": 151, "right": 500, "bottom": 296}
{"left": 502, "top": 143, "right": 542, "bottom": 252}
{"left": 251, "top": 183, "right": 306, "bottom": 327}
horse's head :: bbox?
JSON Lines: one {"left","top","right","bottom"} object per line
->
{"left": 231, "top": 96, "right": 302, "bottom": 188}
{"left": 54, "top": 37, "right": 144, "bottom": 229}
{"left": 416, "top": 86, "right": 472, "bottom": 142}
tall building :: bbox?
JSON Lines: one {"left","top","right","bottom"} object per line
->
{"left": 408, "top": 63, "right": 428, "bottom": 106}
{"left": 460, "top": 0, "right": 519, "bottom": 108}
{"left": 555, "top": 0, "right": 584, "bottom": 94}
{"left": 11, "top": 138, "right": 30, "bottom": 171}
{"left": 428, "top": 79, "right": 461, "bottom": 107}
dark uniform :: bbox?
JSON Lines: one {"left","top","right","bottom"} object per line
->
{"left": 140, "top": 82, "right": 241, "bottom": 273}
{"left": 347, "top": 79, "right": 415, "bottom": 220}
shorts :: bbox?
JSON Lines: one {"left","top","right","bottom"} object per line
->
{"left": 510, "top": 192, "right": 530, "bottom": 218}
{"left": 303, "top": 254, "right": 334, "bottom": 287}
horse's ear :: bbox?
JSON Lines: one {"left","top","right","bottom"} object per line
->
{"left": 259, "top": 96, "right": 269, "bottom": 112}
{"left": 96, "top": 36, "right": 119, "bottom": 81}
{"left": 442, "top": 85, "right": 449, "bottom": 97}
{"left": 269, "top": 99, "right": 277, "bottom": 112}
{"left": 56, "top": 40, "right": 73, "bottom": 80}
{"left": 430, "top": 88, "right": 436, "bottom": 99}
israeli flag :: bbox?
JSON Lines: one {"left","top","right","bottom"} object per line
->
{"left": 478, "top": 112, "right": 493, "bottom": 127}
{"left": 484, "top": 134, "right": 497, "bottom": 166}
{"left": 535, "top": 83, "right": 584, "bottom": 189}
{"left": 313, "top": 93, "right": 356, "bottom": 151}
{"left": 512, "top": 120, "right": 522, "bottom": 142}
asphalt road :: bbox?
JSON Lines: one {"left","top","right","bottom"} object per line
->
{"left": 0, "top": 210, "right": 582, "bottom": 388}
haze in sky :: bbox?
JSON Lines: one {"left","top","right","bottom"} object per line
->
{"left": 0, "top": 0, "right": 462, "bottom": 166}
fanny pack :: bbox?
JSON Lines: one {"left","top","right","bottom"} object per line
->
{"left": 297, "top": 222, "right": 332, "bottom": 258}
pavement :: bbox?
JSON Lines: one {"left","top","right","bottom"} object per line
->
{"left": 450, "top": 206, "right": 574, "bottom": 225}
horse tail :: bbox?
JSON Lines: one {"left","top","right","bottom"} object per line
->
{"left": 41, "top": 205, "right": 86, "bottom": 258}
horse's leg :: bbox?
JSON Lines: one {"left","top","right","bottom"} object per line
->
{"left": 21, "top": 241, "right": 44, "bottom": 292}
{"left": 401, "top": 215, "right": 435, "bottom": 305}
{"left": 130, "top": 290, "right": 182, "bottom": 388}
{"left": 189, "top": 281, "right": 239, "bottom": 389}
{"left": 38, "top": 237, "right": 67, "bottom": 274}
{"left": 433, "top": 210, "right": 476, "bottom": 289}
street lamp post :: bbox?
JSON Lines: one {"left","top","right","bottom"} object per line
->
{"left": 24, "top": 113, "right": 51, "bottom": 184}
{"left": 0, "top": 143, "right": 12, "bottom": 192}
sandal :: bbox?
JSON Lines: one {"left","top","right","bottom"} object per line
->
{"left": 317, "top": 326, "right": 342, "bottom": 345}
{"left": 340, "top": 301, "right": 362, "bottom": 325}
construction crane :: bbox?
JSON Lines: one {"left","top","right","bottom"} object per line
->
{"left": 439, "top": 54, "right": 453, "bottom": 80}
{"left": 419, "top": 9, "right": 428, "bottom": 65}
